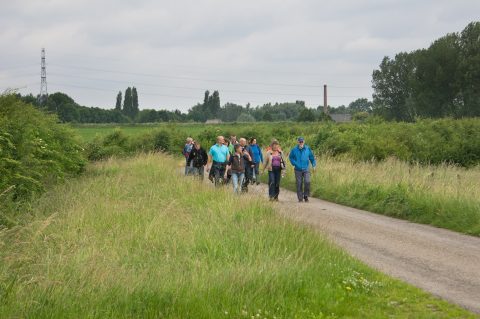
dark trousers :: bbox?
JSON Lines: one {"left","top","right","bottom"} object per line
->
{"left": 268, "top": 167, "right": 282, "bottom": 199}
{"left": 212, "top": 161, "right": 226, "bottom": 186}
{"left": 294, "top": 170, "right": 311, "bottom": 200}
{"left": 192, "top": 166, "right": 204, "bottom": 180}
{"left": 242, "top": 164, "right": 253, "bottom": 192}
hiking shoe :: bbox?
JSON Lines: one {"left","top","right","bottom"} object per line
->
{"left": 304, "top": 196, "right": 309, "bottom": 202}
{"left": 298, "top": 199, "right": 303, "bottom": 202}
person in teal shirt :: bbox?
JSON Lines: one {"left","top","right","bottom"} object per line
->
{"left": 206, "top": 136, "right": 230, "bottom": 185}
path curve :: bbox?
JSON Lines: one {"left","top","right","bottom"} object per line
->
{"left": 247, "top": 184, "right": 480, "bottom": 313}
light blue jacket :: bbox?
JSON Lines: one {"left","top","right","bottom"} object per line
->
{"left": 289, "top": 145, "right": 316, "bottom": 171}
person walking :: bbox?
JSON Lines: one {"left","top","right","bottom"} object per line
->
{"left": 289, "top": 137, "right": 316, "bottom": 202}
{"left": 227, "top": 144, "right": 249, "bottom": 194}
{"left": 238, "top": 138, "right": 254, "bottom": 192}
{"left": 224, "top": 138, "right": 232, "bottom": 184}
{"left": 228, "top": 135, "right": 237, "bottom": 155}
{"left": 182, "top": 137, "right": 194, "bottom": 175}
{"left": 187, "top": 142, "right": 208, "bottom": 180}
{"left": 249, "top": 137, "right": 263, "bottom": 185}
{"left": 262, "top": 140, "right": 286, "bottom": 201}
{"left": 206, "top": 136, "right": 230, "bottom": 186}
{"left": 265, "top": 138, "right": 282, "bottom": 153}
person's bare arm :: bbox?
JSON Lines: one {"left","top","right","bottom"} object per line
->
{"left": 206, "top": 154, "right": 212, "bottom": 172}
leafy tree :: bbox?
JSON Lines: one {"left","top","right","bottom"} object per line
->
{"left": 187, "top": 103, "right": 208, "bottom": 122}
{"left": 115, "top": 91, "right": 122, "bottom": 111}
{"left": 123, "top": 87, "right": 133, "bottom": 118}
{"left": 457, "top": 22, "right": 480, "bottom": 117}
{"left": 297, "top": 108, "right": 316, "bottom": 122}
{"left": 132, "top": 87, "right": 139, "bottom": 118}
{"left": 218, "top": 103, "right": 244, "bottom": 122}
{"left": 236, "top": 113, "right": 256, "bottom": 122}
{"left": 207, "top": 90, "right": 221, "bottom": 119}
{"left": 262, "top": 112, "right": 273, "bottom": 121}
{"left": 413, "top": 34, "right": 460, "bottom": 118}
{"left": 329, "top": 105, "right": 347, "bottom": 114}
{"left": 352, "top": 111, "right": 369, "bottom": 122}
{"left": 372, "top": 22, "right": 480, "bottom": 120}
{"left": 349, "top": 98, "right": 373, "bottom": 114}
{"left": 372, "top": 52, "right": 418, "bottom": 121}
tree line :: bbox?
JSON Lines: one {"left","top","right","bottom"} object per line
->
{"left": 18, "top": 90, "right": 346, "bottom": 123}
{"left": 372, "top": 21, "right": 480, "bottom": 121}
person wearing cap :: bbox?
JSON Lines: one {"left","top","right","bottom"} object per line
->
{"left": 289, "top": 137, "right": 316, "bottom": 202}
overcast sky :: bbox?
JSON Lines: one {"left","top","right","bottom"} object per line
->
{"left": 1, "top": 0, "right": 479, "bottom": 111}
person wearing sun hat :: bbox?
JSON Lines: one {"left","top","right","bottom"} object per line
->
{"left": 289, "top": 136, "right": 316, "bottom": 202}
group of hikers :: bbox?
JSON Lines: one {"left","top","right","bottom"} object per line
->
{"left": 182, "top": 135, "right": 316, "bottom": 202}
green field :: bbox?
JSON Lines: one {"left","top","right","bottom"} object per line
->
{"left": 0, "top": 154, "right": 475, "bottom": 318}
{"left": 72, "top": 123, "right": 276, "bottom": 142}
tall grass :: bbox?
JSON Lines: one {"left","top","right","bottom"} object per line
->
{"left": 0, "top": 154, "right": 474, "bottom": 318}
{"left": 279, "top": 157, "right": 480, "bottom": 236}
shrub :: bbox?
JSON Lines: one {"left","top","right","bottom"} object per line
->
{"left": 0, "top": 94, "right": 86, "bottom": 221}
{"left": 311, "top": 118, "right": 480, "bottom": 166}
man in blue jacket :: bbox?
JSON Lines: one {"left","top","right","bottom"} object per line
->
{"left": 289, "top": 137, "right": 316, "bottom": 202}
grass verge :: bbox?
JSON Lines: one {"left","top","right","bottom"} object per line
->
{"left": 276, "top": 157, "right": 480, "bottom": 236}
{"left": 0, "top": 154, "right": 475, "bottom": 318}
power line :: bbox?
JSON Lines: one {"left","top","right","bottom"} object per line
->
{"left": 49, "top": 77, "right": 362, "bottom": 99}
{"left": 48, "top": 72, "right": 328, "bottom": 97}
{"left": 49, "top": 63, "right": 331, "bottom": 88}
{"left": 49, "top": 82, "right": 335, "bottom": 106}
{"left": 0, "top": 64, "right": 38, "bottom": 72}
{"left": 329, "top": 85, "right": 371, "bottom": 89}
{"left": 49, "top": 82, "right": 198, "bottom": 99}
{"left": 0, "top": 73, "right": 38, "bottom": 79}
{"left": 1, "top": 82, "right": 38, "bottom": 92}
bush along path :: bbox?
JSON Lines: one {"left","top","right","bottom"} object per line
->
{"left": 245, "top": 180, "right": 480, "bottom": 313}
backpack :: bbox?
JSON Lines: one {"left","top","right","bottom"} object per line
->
{"left": 183, "top": 143, "right": 193, "bottom": 159}
{"left": 192, "top": 149, "right": 205, "bottom": 167}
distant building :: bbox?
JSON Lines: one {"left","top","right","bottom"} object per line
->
{"left": 205, "top": 119, "right": 222, "bottom": 124}
{"left": 330, "top": 113, "right": 352, "bottom": 123}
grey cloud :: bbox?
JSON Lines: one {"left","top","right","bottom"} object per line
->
{"left": 1, "top": 0, "right": 479, "bottom": 110}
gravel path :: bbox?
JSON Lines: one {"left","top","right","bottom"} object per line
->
{"left": 247, "top": 183, "right": 480, "bottom": 313}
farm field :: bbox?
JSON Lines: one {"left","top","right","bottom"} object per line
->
{"left": 0, "top": 154, "right": 475, "bottom": 318}
{"left": 72, "top": 122, "right": 283, "bottom": 142}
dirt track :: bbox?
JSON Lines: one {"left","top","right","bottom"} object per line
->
{"left": 247, "top": 184, "right": 480, "bottom": 313}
